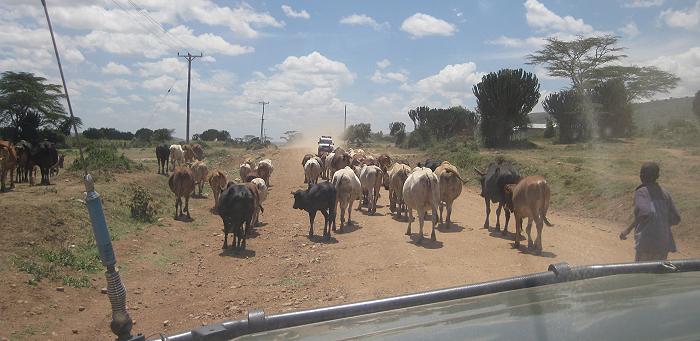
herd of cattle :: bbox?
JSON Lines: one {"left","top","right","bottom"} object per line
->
{"left": 1, "top": 139, "right": 553, "bottom": 255}
{"left": 0, "top": 139, "right": 64, "bottom": 191}
{"left": 292, "top": 149, "right": 553, "bottom": 253}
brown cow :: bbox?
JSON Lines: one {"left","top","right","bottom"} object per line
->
{"left": 243, "top": 182, "right": 264, "bottom": 228}
{"left": 0, "top": 140, "right": 17, "bottom": 192}
{"left": 302, "top": 153, "right": 314, "bottom": 182}
{"left": 183, "top": 144, "right": 196, "bottom": 163}
{"left": 254, "top": 159, "right": 273, "bottom": 186}
{"left": 208, "top": 170, "right": 227, "bottom": 212}
{"left": 168, "top": 166, "right": 195, "bottom": 220}
{"left": 504, "top": 176, "right": 554, "bottom": 254}
{"left": 331, "top": 152, "right": 351, "bottom": 174}
{"left": 191, "top": 144, "right": 205, "bottom": 160}
{"left": 378, "top": 154, "right": 391, "bottom": 172}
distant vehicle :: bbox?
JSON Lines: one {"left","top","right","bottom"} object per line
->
{"left": 318, "top": 136, "right": 334, "bottom": 155}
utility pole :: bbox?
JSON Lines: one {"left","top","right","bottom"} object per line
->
{"left": 258, "top": 101, "right": 269, "bottom": 141}
{"left": 344, "top": 105, "right": 347, "bottom": 131}
{"left": 178, "top": 52, "right": 202, "bottom": 144}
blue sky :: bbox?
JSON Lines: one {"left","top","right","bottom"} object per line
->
{"left": 1, "top": 0, "right": 699, "bottom": 140}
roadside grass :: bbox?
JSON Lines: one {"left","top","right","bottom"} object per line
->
{"left": 10, "top": 323, "right": 49, "bottom": 340}
{"left": 395, "top": 136, "right": 699, "bottom": 246}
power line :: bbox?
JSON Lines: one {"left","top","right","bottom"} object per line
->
{"left": 126, "top": 0, "right": 189, "bottom": 49}
{"left": 108, "top": 0, "right": 182, "bottom": 50}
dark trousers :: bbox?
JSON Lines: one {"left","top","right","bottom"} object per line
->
{"left": 635, "top": 250, "right": 669, "bottom": 262}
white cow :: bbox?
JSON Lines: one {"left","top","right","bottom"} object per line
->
{"left": 384, "top": 163, "right": 412, "bottom": 218}
{"left": 304, "top": 158, "right": 322, "bottom": 185}
{"left": 257, "top": 159, "right": 274, "bottom": 185}
{"left": 323, "top": 152, "right": 335, "bottom": 180}
{"left": 239, "top": 163, "right": 252, "bottom": 181}
{"left": 403, "top": 167, "right": 440, "bottom": 243}
{"left": 332, "top": 167, "right": 362, "bottom": 230}
{"left": 359, "top": 165, "right": 383, "bottom": 215}
{"left": 169, "top": 144, "right": 184, "bottom": 172}
{"left": 251, "top": 177, "right": 268, "bottom": 203}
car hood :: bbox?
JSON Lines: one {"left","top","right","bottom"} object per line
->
{"left": 237, "top": 272, "right": 700, "bottom": 341}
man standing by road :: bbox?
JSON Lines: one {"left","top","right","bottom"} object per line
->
{"left": 620, "top": 162, "right": 681, "bottom": 261}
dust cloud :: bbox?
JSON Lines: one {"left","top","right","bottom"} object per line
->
{"left": 282, "top": 126, "right": 345, "bottom": 151}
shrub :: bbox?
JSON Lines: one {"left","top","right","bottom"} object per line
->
{"left": 69, "top": 146, "right": 134, "bottom": 172}
{"left": 129, "top": 185, "right": 158, "bottom": 222}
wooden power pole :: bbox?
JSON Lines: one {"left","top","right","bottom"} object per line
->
{"left": 258, "top": 101, "right": 269, "bottom": 141}
{"left": 178, "top": 52, "right": 202, "bottom": 144}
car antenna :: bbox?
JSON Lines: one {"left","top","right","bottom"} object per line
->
{"left": 40, "top": 1, "right": 143, "bottom": 340}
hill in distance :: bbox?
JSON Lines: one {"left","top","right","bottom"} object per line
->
{"left": 528, "top": 96, "right": 695, "bottom": 128}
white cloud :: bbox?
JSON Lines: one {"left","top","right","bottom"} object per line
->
{"left": 137, "top": 57, "right": 187, "bottom": 77}
{"left": 227, "top": 51, "right": 355, "bottom": 134}
{"left": 524, "top": 0, "right": 593, "bottom": 33}
{"left": 643, "top": 46, "right": 700, "bottom": 98}
{"left": 127, "top": 94, "right": 144, "bottom": 102}
{"left": 371, "top": 70, "right": 408, "bottom": 84}
{"left": 403, "top": 62, "right": 484, "bottom": 108}
{"left": 64, "top": 48, "right": 85, "bottom": 63}
{"left": 102, "top": 62, "right": 132, "bottom": 75}
{"left": 620, "top": 21, "right": 640, "bottom": 37}
{"left": 401, "top": 13, "right": 457, "bottom": 38}
{"left": 376, "top": 59, "right": 391, "bottom": 69}
{"left": 659, "top": 1, "right": 700, "bottom": 30}
{"left": 487, "top": 35, "right": 546, "bottom": 48}
{"left": 622, "top": 0, "right": 664, "bottom": 8}
{"left": 281, "top": 5, "right": 310, "bottom": 19}
{"left": 75, "top": 25, "right": 254, "bottom": 58}
{"left": 339, "top": 14, "right": 389, "bottom": 31}
{"left": 143, "top": 75, "right": 176, "bottom": 91}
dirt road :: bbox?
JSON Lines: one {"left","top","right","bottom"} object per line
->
{"left": 3, "top": 147, "right": 698, "bottom": 339}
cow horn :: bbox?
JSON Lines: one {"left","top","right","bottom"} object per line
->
{"left": 473, "top": 167, "right": 485, "bottom": 176}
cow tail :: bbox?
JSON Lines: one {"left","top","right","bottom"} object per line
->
{"left": 538, "top": 180, "right": 554, "bottom": 227}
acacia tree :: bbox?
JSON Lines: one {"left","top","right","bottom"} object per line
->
{"left": 135, "top": 128, "right": 153, "bottom": 141}
{"left": 0, "top": 71, "right": 67, "bottom": 142}
{"left": 345, "top": 123, "right": 371, "bottom": 144}
{"left": 473, "top": 69, "right": 540, "bottom": 147}
{"left": 526, "top": 35, "right": 678, "bottom": 98}
{"left": 389, "top": 121, "right": 406, "bottom": 146}
{"left": 152, "top": 128, "right": 173, "bottom": 142}
{"left": 694, "top": 90, "right": 700, "bottom": 121}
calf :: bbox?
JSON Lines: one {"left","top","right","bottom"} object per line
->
{"left": 169, "top": 144, "right": 184, "bottom": 171}
{"left": 251, "top": 177, "right": 268, "bottom": 203}
{"left": 190, "top": 160, "right": 209, "bottom": 197}
{"left": 218, "top": 183, "right": 255, "bottom": 250}
{"left": 385, "top": 163, "right": 411, "bottom": 218}
{"left": 434, "top": 161, "right": 466, "bottom": 228}
{"left": 155, "top": 144, "right": 170, "bottom": 174}
{"left": 292, "top": 182, "right": 337, "bottom": 240}
{"left": 332, "top": 166, "right": 362, "bottom": 229}
{"left": 378, "top": 153, "right": 391, "bottom": 172}
{"left": 323, "top": 152, "right": 335, "bottom": 180}
{"left": 168, "top": 166, "right": 195, "bottom": 219}
{"left": 504, "top": 176, "right": 554, "bottom": 254}
{"left": 359, "top": 165, "right": 383, "bottom": 214}
{"left": 0, "top": 140, "right": 17, "bottom": 192}
{"left": 304, "top": 158, "right": 322, "bottom": 185}
{"left": 403, "top": 167, "right": 440, "bottom": 243}
{"left": 207, "top": 170, "right": 227, "bottom": 212}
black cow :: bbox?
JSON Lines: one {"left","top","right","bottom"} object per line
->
{"left": 218, "top": 182, "right": 255, "bottom": 250}
{"left": 155, "top": 144, "right": 170, "bottom": 175}
{"left": 292, "top": 182, "right": 337, "bottom": 240}
{"left": 418, "top": 159, "right": 443, "bottom": 172}
{"left": 474, "top": 159, "right": 521, "bottom": 234}
{"left": 32, "top": 141, "right": 58, "bottom": 186}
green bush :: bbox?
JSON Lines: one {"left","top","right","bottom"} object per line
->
{"left": 129, "top": 185, "right": 158, "bottom": 222}
{"left": 69, "top": 146, "right": 134, "bottom": 172}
